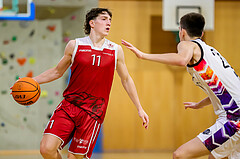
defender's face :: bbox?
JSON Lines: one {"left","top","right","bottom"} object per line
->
{"left": 91, "top": 12, "right": 111, "bottom": 36}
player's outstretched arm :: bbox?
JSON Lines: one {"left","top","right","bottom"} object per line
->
{"left": 116, "top": 45, "right": 149, "bottom": 129}
{"left": 33, "top": 40, "right": 75, "bottom": 84}
{"left": 184, "top": 97, "right": 211, "bottom": 109}
{"left": 121, "top": 39, "right": 194, "bottom": 66}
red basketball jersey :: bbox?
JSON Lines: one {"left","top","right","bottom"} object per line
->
{"left": 63, "top": 36, "right": 118, "bottom": 123}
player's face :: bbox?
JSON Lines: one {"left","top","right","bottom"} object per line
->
{"left": 91, "top": 12, "right": 111, "bottom": 36}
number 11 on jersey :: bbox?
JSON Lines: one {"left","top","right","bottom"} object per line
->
{"left": 92, "top": 54, "right": 101, "bottom": 66}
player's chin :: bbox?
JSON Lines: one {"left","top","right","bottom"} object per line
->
{"left": 103, "top": 31, "right": 109, "bottom": 36}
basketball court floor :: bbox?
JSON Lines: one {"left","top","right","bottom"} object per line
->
{"left": 0, "top": 151, "right": 209, "bottom": 159}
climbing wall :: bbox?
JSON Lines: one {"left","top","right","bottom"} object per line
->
{"left": 0, "top": 20, "right": 64, "bottom": 150}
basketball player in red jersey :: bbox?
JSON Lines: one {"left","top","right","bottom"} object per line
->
{"left": 33, "top": 8, "right": 149, "bottom": 159}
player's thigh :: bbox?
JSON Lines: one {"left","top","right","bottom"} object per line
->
{"left": 68, "top": 152, "right": 84, "bottom": 159}
{"left": 40, "top": 134, "right": 62, "bottom": 151}
{"left": 175, "top": 137, "right": 210, "bottom": 158}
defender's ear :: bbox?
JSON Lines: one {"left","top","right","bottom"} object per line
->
{"left": 182, "top": 28, "right": 187, "bottom": 37}
{"left": 201, "top": 32, "right": 204, "bottom": 38}
{"left": 179, "top": 28, "right": 187, "bottom": 40}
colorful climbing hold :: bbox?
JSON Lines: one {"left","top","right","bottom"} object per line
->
{"left": 41, "top": 90, "right": 48, "bottom": 98}
{"left": 48, "top": 99, "right": 53, "bottom": 105}
{"left": 2, "top": 58, "right": 8, "bottom": 65}
{"left": 28, "top": 57, "right": 36, "bottom": 64}
{"left": 29, "top": 30, "right": 35, "bottom": 37}
{"left": 26, "top": 70, "right": 33, "bottom": 77}
{"left": 15, "top": 75, "right": 20, "bottom": 80}
{"left": 9, "top": 53, "right": 15, "bottom": 59}
{"left": 47, "top": 25, "right": 56, "bottom": 32}
{"left": 1, "top": 122, "right": 5, "bottom": 127}
{"left": 17, "top": 58, "right": 26, "bottom": 66}
{"left": 12, "top": 36, "right": 17, "bottom": 42}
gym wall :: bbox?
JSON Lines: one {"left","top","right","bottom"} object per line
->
{"left": 100, "top": 0, "right": 240, "bottom": 151}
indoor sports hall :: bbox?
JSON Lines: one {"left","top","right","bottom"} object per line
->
{"left": 0, "top": 0, "right": 240, "bottom": 159}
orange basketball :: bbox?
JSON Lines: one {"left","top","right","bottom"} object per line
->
{"left": 11, "top": 77, "right": 41, "bottom": 106}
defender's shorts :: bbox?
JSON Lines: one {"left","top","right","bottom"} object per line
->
{"left": 197, "top": 117, "right": 240, "bottom": 159}
{"left": 44, "top": 99, "right": 101, "bottom": 159}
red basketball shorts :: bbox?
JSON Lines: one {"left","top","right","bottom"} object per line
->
{"left": 44, "top": 99, "right": 101, "bottom": 159}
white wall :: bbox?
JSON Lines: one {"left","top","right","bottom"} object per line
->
{"left": 0, "top": 20, "right": 63, "bottom": 149}
{"left": 0, "top": 0, "right": 98, "bottom": 150}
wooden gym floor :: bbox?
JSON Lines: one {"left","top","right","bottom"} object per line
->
{"left": 0, "top": 151, "right": 209, "bottom": 159}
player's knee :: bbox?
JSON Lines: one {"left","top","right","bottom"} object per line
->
{"left": 173, "top": 149, "right": 186, "bottom": 159}
{"left": 40, "top": 146, "right": 51, "bottom": 157}
{"left": 67, "top": 152, "right": 84, "bottom": 159}
{"left": 40, "top": 141, "right": 56, "bottom": 157}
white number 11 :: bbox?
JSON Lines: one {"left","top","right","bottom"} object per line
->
{"left": 91, "top": 54, "right": 101, "bottom": 66}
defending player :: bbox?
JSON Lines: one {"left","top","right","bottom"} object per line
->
{"left": 33, "top": 8, "right": 149, "bottom": 159}
{"left": 122, "top": 12, "right": 240, "bottom": 159}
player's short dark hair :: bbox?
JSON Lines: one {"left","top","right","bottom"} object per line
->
{"left": 84, "top": 8, "right": 112, "bottom": 35}
{"left": 180, "top": 12, "right": 205, "bottom": 38}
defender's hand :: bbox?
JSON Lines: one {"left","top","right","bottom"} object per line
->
{"left": 184, "top": 102, "right": 203, "bottom": 109}
{"left": 121, "top": 39, "right": 144, "bottom": 59}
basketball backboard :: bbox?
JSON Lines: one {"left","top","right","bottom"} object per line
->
{"left": 162, "top": 0, "right": 214, "bottom": 31}
{"left": 0, "top": 0, "right": 35, "bottom": 20}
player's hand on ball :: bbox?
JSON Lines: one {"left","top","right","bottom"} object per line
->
{"left": 11, "top": 77, "right": 41, "bottom": 106}
{"left": 10, "top": 77, "right": 21, "bottom": 94}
